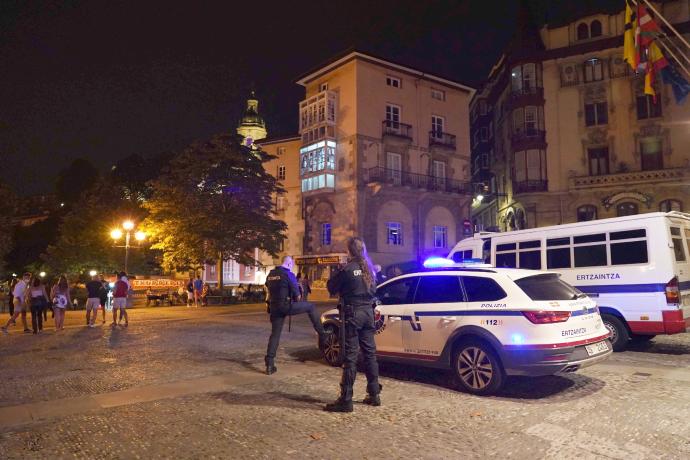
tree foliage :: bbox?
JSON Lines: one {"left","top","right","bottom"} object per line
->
{"left": 111, "top": 152, "right": 173, "bottom": 204}
{"left": 143, "top": 134, "right": 286, "bottom": 272}
{"left": 42, "top": 180, "right": 156, "bottom": 276}
{"left": 55, "top": 158, "right": 100, "bottom": 206}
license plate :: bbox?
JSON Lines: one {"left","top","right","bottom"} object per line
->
{"left": 585, "top": 341, "right": 608, "bottom": 356}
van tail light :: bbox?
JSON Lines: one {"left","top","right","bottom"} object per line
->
{"left": 522, "top": 310, "right": 571, "bottom": 324}
{"left": 666, "top": 276, "right": 680, "bottom": 305}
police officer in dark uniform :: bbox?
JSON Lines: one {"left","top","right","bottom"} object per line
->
{"left": 265, "top": 255, "right": 328, "bottom": 375}
{"left": 324, "top": 237, "right": 381, "bottom": 412}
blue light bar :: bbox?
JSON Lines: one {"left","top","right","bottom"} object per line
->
{"left": 423, "top": 257, "right": 455, "bottom": 268}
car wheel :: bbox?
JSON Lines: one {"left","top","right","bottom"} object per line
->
{"left": 630, "top": 334, "right": 656, "bottom": 343}
{"left": 452, "top": 339, "right": 504, "bottom": 395}
{"left": 601, "top": 314, "right": 630, "bottom": 352}
{"left": 322, "top": 326, "right": 342, "bottom": 367}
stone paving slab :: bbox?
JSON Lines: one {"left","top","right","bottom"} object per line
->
{"left": 1, "top": 306, "right": 689, "bottom": 459}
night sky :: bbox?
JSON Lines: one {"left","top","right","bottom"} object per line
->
{"left": 0, "top": 0, "right": 621, "bottom": 195}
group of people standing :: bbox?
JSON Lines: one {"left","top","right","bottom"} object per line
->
{"left": 264, "top": 236, "right": 381, "bottom": 413}
{"left": 2, "top": 271, "right": 132, "bottom": 335}
{"left": 2, "top": 272, "right": 72, "bottom": 334}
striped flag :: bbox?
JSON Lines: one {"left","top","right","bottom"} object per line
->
{"left": 637, "top": 4, "right": 661, "bottom": 47}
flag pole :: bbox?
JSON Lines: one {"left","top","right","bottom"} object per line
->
{"left": 655, "top": 38, "right": 690, "bottom": 80}
{"left": 637, "top": 0, "right": 690, "bottom": 53}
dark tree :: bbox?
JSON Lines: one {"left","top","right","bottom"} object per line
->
{"left": 111, "top": 152, "right": 173, "bottom": 204}
{"left": 55, "top": 158, "right": 99, "bottom": 206}
{"left": 0, "top": 182, "right": 17, "bottom": 277}
{"left": 143, "top": 134, "right": 285, "bottom": 288}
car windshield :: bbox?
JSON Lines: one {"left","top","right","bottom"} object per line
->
{"left": 514, "top": 274, "right": 584, "bottom": 301}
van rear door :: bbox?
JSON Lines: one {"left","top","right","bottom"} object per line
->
{"left": 664, "top": 218, "right": 690, "bottom": 332}
{"left": 670, "top": 221, "right": 690, "bottom": 327}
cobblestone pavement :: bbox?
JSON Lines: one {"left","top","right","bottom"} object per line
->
{"left": 1, "top": 305, "right": 689, "bottom": 459}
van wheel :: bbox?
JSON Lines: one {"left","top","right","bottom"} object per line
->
{"left": 322, "top": 326, "right": 342, "bottom": 367}
{"left": 601, "top": 314, "right": 629, "bottom": 352}
{"left": 452, "top": 339, "right": 504, "bottom": 395}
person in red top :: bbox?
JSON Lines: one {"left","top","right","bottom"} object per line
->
{"left": 111, "top": 272, "right": 129, "bottom": 327}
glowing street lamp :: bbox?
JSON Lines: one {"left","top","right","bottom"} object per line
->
{"left": 111, "top": 220, "right": 145, "bottom": 273}
{"left": 39, "top": 271, "right": 46, "bottom": 278}
{"left": 89, "top": 270, "right": 98, "bottom": 277}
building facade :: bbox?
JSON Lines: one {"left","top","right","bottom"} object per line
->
{"left": 259, "top": 51, "right": 474, "bottom": 289}
{"left": 471, "top": 1, "right": 690, "bottom": 232}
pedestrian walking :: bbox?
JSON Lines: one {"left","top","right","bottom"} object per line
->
{"left": 27, "top": 275, "right": 49, "bottom": 334}
{"left": 186, "top": 276, "right": 194, "bottom": 307}
{"left": 98, "top": 275, "right": 109, "bottom": 323}
{"left": 2, "top": 272, "right": 31, "bottom": 334}
{"left": 297, "top": 272, "right": 312, "bottom": 301}
{"left": 193, "top": 275, "right": 203, "bottom": 307}
{"left": 50, "top": 275, "right": 70, "bottom": 332}
{"left": 264, "top": 256, "right": 329, "bottom": 375}
{"left": 324, "top": 237, "right": 381, "bottom": 413}
{"left": 85, "top": 274, "right": 103, "bottom": 328}
{"left": 111, "top": 272, "right": 129, "bottom": 327}
{"left": 7, "top": 277, "right": 17, "bottom": 316}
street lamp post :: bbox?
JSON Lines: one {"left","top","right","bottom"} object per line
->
{"left": 111, "top": 220, "right": 145, "bottom": 273}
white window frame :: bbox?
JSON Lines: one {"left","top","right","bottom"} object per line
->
{"left": 386, "top": 76, "right": 401, "bottom": 88}
{"left": 431, "top": 88, "right": 445, "bottom": 101}
{"left": 277, "top": 165, "right": 286, "bottom": 180}
{"left": 387, "top": 222, "right": 403, "bottom": 246}
{"left": 386, "top": 152, "right": 402, "bottom": 185}
{"left": 319, "top": 82, "right": 329, "bottom": 92}
{"left": 433, "top": 225, "right": 448, "bottom": 249}
{"left": 584, "top": 58, "right": 604, "bottom": 82}
{"left": 385, "top": 104, "right": 401, "bottom": 123}
{"left": 431, "top": 115, "right": 445, "bottom": 138}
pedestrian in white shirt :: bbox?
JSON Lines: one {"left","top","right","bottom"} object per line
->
{"left": 2, "top": 272, "right": 31, "bottom": 334}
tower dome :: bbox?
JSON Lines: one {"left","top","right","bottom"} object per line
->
{"left": 237, "top": 91, "right": 267, "bottom": 147}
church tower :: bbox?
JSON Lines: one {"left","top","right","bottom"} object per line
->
{"left": 236, "top": 91, "right": 267, "bottom": 148}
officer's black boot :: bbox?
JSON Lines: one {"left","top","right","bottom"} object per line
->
{"left": 265, "top": 357, "right": 277, "bottom": 375}
{"left": 363, "top": 384, "right": 383, "bottom": 406}
{"left": 324, "top": 385, "right": 353, "bottom": 412}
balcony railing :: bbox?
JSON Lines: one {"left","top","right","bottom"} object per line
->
{"left": 366, "top": 166, "right": 471, "bottom": 194}
{"left": 510, "top": 86, "right": 542, "bottom": 98}
{"left": 513, "top": 180, "right": 548, "bottom": 194}
{"left": 511, "top": 128, "right": 546, "bottom": 144}
{"left": 382, "top": 120, "right": 413, "bottom": 139}
{"left": 569, "top": 167, "right": 689, "bottom": 190}
{"left": 429, "top": 131, "right": 456, "bottom": 148}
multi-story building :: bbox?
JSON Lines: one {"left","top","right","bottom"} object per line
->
{"left": 471, "top": 1, "right": 690, "bottom": 232}
{"left": 260, "top": 50, "right": 474, "bottom": 291}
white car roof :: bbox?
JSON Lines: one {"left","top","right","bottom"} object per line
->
{"left": 386, "top": 268, "right": 555, "bottom": 284}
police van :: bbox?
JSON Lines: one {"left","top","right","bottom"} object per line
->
{"left": 448, "top": 212, "right": 690, "bottom": 351}
{"left": 320, "top": 261, "right": 611, "bottom": 395}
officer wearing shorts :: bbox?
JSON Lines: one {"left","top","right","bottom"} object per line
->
{"left": 264, "top": 256, "right": 328, "bottom": 375}
{"left": 324, "top": 237, "right": 381, "bottom": 413}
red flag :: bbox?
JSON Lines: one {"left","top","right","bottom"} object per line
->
{"left": 638, "top": 4, "right": 661, "bottom": 48}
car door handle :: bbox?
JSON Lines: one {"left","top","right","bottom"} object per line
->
{"left": 388, "top": 316, "right": 402, "bottom": 322}
{"left": 441, "top": 316, "right": 456, "bottom": 322}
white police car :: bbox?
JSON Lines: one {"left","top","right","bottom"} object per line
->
{"left": 320, "top": 258, "right": 612, "bottom": 395}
